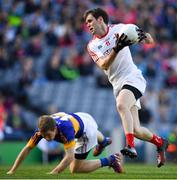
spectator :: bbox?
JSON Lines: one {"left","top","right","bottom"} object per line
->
{"left": 26, "top": 35, "right": 42, "bottom": 57}
{"left": 16, "top": 57, "right": 35, "bottom": 105}
{"left": 6, "top": 103, "right": 27, "bottom": 131}
{"left": 0, "top": 46, "right": 9, "bottom": 69}
{"left": 75, "top": 51, "right": 94, "bottom": 76}
{"left": 165, "top": 67, "right": 177, "bottom": 88}
{"left": 45, "top": 49, "right": 63, "bottom": 81}
{"left": 10, "top": 36, "right": 26, "bottom": 64}
{"left": 139, "top": 97, "right": 153, "bottom": 125}
{"left": 59, "top": 48, "right": 80, "bottom": 81}
{"left": 0, "top": 93, "right": 7, "bottom": 142}
{"left": 45, "top": 21, "right": 58, "bottom": 46}
{"left": 157, "top": 89, "right": 171, "bottom": 124}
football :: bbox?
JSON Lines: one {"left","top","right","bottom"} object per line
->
{"left": 120, "top": 24, "right": 139, "bottom": 43}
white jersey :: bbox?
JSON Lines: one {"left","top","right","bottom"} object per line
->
{"left": 87, "top": 24, "right": 146, "bottom": 98}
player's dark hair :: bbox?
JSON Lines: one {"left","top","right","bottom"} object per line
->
{"left": 38, "top": 115, "right": 56, "bottom": 133}
{"left": 83, "top": 8, "right": 109, "bottom": 24}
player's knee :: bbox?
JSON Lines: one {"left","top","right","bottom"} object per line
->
{"left": 70, "top": 163, "right": 81, "bottom": 174}
{"left": 70, "top": 168, "right": 75, "bottom": 174}
{"left": 116, "top": 102, "right": 127, "bottom": 113}
{"left": 134, "top": 127, "right": 141, "bottom": 138}
{"left": 70, "top": 166, "right": 78, "bottom": 174}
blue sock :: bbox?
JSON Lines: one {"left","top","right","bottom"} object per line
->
{"left": 100, "top": 157, "right": 109, "bottom": 167}
{"left": 100, "top": 137, "right": 107, "bottom": 146}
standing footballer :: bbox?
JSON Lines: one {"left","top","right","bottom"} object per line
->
{"left": 84, "top": 7, "right": 169, "bottom": 167}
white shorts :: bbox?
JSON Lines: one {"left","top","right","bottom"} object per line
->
{"left": 113, "top": 72, "right": 146, "bottom": 109}
{"left": 74, "top": 112, "right": 98, "bottom": 154}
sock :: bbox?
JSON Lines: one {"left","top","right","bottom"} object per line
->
{"left": 100, "top": 157, "right": 109, "bottom": 167}
{"left": 100, "top": 137, "right": 107, "bottom": 146}
{"left": 126, "top": 133, "right": 135, "bottom": 147}
{"left": 150, "top": 134, "right": 163, "bottom": 148}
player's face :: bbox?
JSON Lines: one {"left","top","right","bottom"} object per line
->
{"left": 41, "top": 128, "right": 56, "bottom": 141}
{"left": 85, "top": 14, "right": 100, "bottom": 35}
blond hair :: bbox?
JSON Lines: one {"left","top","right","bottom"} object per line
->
{"left": 38, "top": 115, "right": 55, "bottom": 133}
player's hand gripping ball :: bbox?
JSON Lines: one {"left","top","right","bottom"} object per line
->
{"left": 120, "top": 24, "right": 146, "bottom": 43}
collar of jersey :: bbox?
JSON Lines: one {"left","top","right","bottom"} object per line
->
{"left": 95, "top": 26, "right": 109, "bottom": 39}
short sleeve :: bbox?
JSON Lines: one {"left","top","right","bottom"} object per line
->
{"left": 64, "top": 140, "right": 76, "bottom": 150}
{"left": 59, "top": 120, "right": 75, "bottom": 149}
{"left": 27, "top": 131, "right": 42, "bottom": 148}
{"left": 87, "top": 44, "right": 99, "bottom": 62}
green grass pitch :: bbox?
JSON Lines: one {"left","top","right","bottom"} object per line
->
{"left": 1, "top": 163, "right": 177, "bottom": 179}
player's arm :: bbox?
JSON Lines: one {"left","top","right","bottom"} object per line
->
{"left": 94, "top": 50, "right": 118, "bottom": 70}
{"left": 88, "top": 33, "right": 132, "bottom": 70}
{"left": 7, "top": 145, "right": 32, "bottom": 174}
{"left": 48, "top": 119, "right": 76, "bottom": 174}
{"left": 7, "top": 132, "right": 42, "bottom": 175}
{"left": 49, "top": 146, "right": 75, "bottom": 174}
{"left": 143, "top": 33, "right": 154, "bottom": 44}
{"left": 136, "top": 28, "right": 154, "bottom": 44}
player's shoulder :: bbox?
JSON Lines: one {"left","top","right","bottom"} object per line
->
{"left": 52, "top": 112, "right": 67, "bottom": 118}
{"left": 57, "top": 115, "right": 74, "bottom": 133}
{"left": 87, "top": 39, "right": 97, "bottom": 53}
{"left": 87, "top": 35, "right": 97, "bottom": 47}
{"left": 53, "top": 112, "right": 73, "bottom": 125}
{"left": 109, "top": 23, "right": 125, "bottom": 31}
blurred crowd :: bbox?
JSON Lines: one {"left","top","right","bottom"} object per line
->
{"left": 0, "top": 0, "right": 177, "bottom": 155}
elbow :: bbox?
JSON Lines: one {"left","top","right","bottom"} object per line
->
{"left": 144, "top": 33, "right": 154, "bottom": 44}
{"left": 69, "top": 156, "right": 75, "bottom": 162}
{"left": 25, "top": 145, "right": 33, "bottom": 152}
{"left": 145, "top": 39, "right": 154, "bottom": 44}
{"left": 66, "top": 154, "right": 75, "bottom": 162}
{"left": 100, "top": 62, "right": 109, "bottom": 70}
{"left": 102, "top": 66, "right": 109, "bottom": 71}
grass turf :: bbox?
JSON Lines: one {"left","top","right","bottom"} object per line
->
{"left": 0, "top": 163, "right": 177, "bottom": 179}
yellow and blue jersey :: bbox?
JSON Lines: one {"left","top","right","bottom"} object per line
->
{"left": 27, "top": 112, "right": 84, "bottom": 150}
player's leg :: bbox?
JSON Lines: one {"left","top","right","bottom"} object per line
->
{"left": 75, "top": 113, "right": 112, "bottom": 156}
{"left": 116, "top": 89, "right": 136, "bottom": 135}
{"left": 93, "top": 130, "right": 112, "bottom": 156}
{"left": 70, "top": 153, "right": 123, "bottom": 173}
{"left": 116, "top": 86, "right": 138, "bottom": 158}
{"left": 97, "top": 130, "right": 105, "bottom": 143}
{"left": 131, "top": 105, "right": 169, "bottom": 167}
{"left": 72, "top": 113, "right": 123, "bottom": 173}
{"left": 70, "top": 152, "right": 100, "bottom": 173}
{"left": 131, "top": 105, "right": 153, "bottom": 140}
